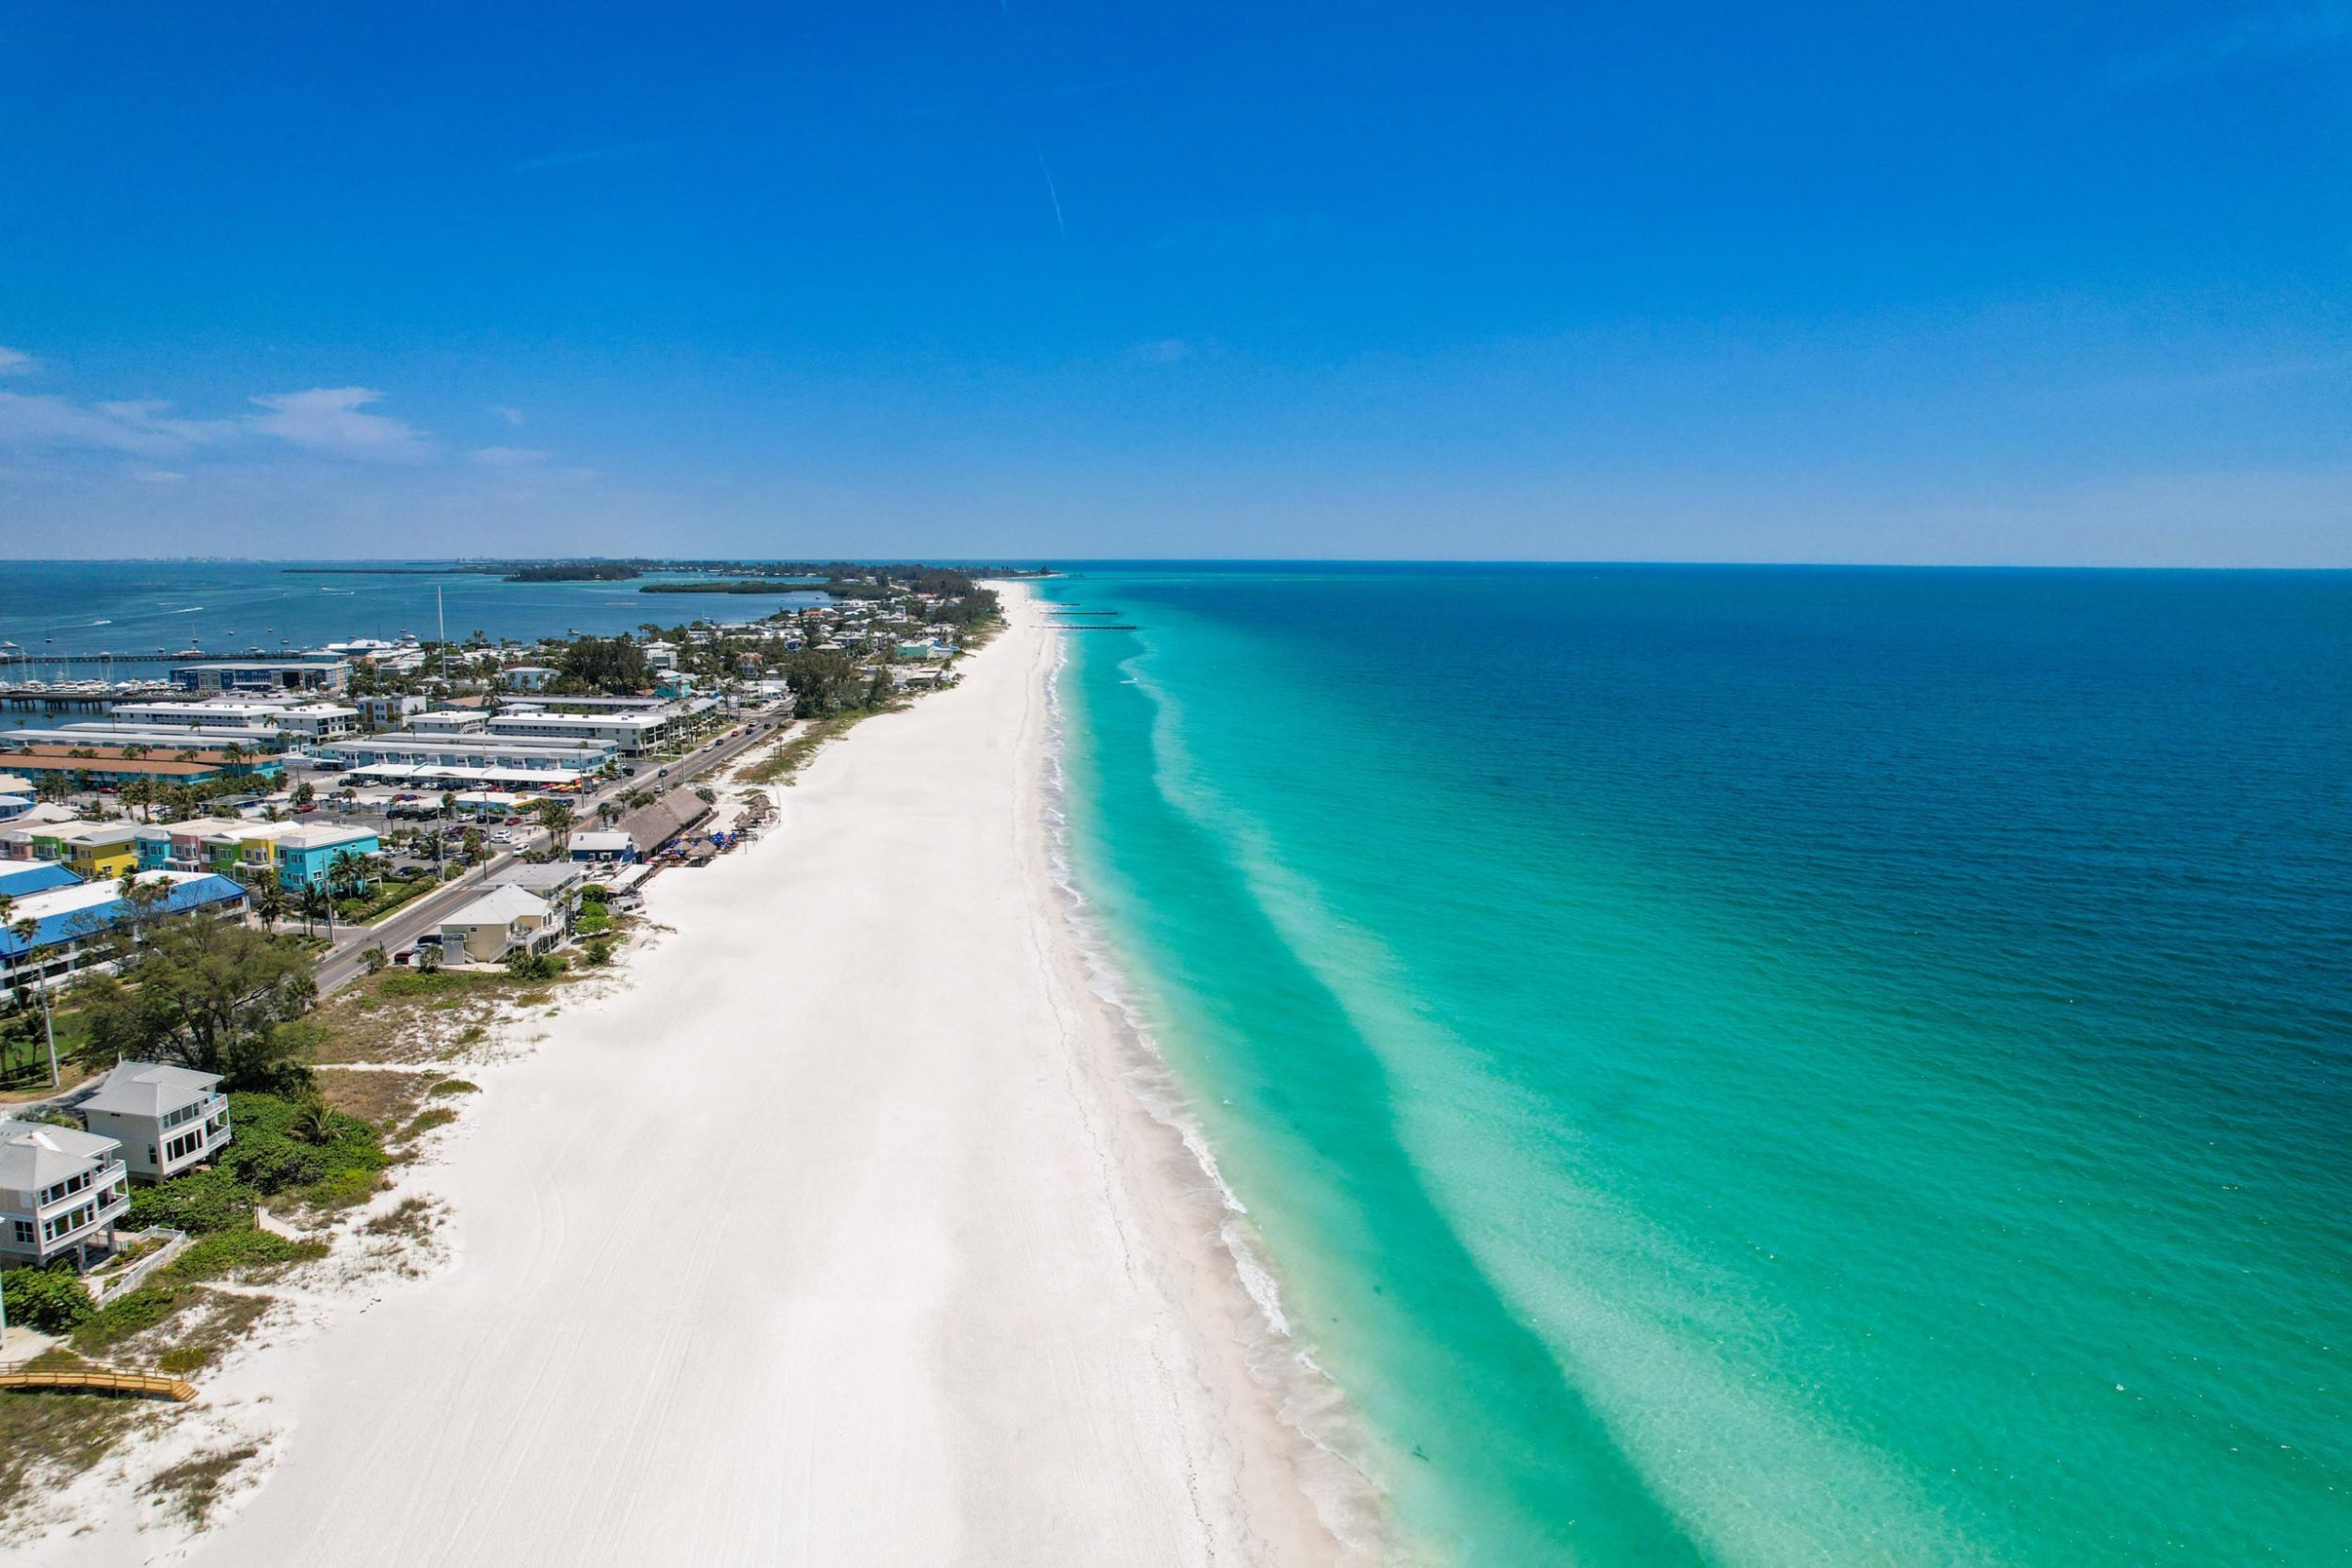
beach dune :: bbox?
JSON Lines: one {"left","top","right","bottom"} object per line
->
{"left": 44, "top": 585, "right": 1336, "bottom": 1566}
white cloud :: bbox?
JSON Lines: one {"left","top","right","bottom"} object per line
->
{"left": 246, "top": 387, "right": 431, "bottom": 462}
{"left": 0, "top": 392, "right": 224, "bottom": 456}
{"left": 494, "top": 406, "right": 527, "bottom": 426}
{"left": 0, "top": 347, "right": 36, "bottom": 376}
{"left": 136, "top": 469, "right": 186, "bottom": 483}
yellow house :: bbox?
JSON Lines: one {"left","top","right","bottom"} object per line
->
{"left": 14, "top": 823, "right": 144, "bottom": 881}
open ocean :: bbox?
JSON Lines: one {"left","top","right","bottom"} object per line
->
{"left": 1043, "top": 565, "right": 2352, "bottom": 1566}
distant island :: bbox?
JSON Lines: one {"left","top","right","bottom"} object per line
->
{"left": 506, "top": 564, "right": 642, "bottom": 583}
{"left": 640, "top": 580, "right": 800, "bottom": 595}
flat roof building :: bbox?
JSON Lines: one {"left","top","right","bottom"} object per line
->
{"left": 169, "top": 658, "right": 352, "bottom": 695}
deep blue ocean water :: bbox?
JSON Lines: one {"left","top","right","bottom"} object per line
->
{"left": 1046, "top": 565, "right": 2352, "bottom": 1566}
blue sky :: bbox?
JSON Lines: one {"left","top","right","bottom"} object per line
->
{"left": 2, "top": 2, "right": 2346, "bottom": 563}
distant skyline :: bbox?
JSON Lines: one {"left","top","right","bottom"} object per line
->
{"left": 3, "top": 3, "right": 2347, "bottom": 565}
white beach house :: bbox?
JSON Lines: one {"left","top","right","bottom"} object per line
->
{"left": 77, "top": 1060, "right": 233, "bottom": 1182}
{"left": 0, "top": 1119, "right": 131, "bottom": 1270}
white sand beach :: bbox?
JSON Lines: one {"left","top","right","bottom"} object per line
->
{"left": 29, "top": 584, "right": 1346, "bottom": 1566}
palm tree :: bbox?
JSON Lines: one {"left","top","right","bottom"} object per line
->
{"left": 222, "top": 743, "right": 250, "bottom": 778}
{"left": 286, "top": 1093, "right": 336, "bottom": 1146}
{"left": 250, "top": 876, "right": 288, "bottom": 932}
{"left": 300, "top": 884, "right": 334, "bottom": 942}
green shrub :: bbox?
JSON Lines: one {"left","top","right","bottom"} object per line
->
{"left": 72, "top": 1282, "right": 187, "bottom": 1352}
{"left": 376, "top": 969, "right": 478, "bottom": 1000}
{"left": 2, "top": 1266, "right": 95, "bottom": 1335}
{"left": 167, "top": 1227, "right": 327, "bottom": 1282}
{"left": 427, "top": 1078, "right": 479, "bottom": 1096}
{"left": 584, "top": 937, "right": 615, "bottom": 968}
{"left": 126, "top": 1167, "right": 255, "bottom": 1236}
{"left": 215, "top": 1092, "right": 386, "bottom": 1200}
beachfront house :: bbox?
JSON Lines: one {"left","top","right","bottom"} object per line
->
{"left": 500, "top": 664, "right": 558, "bottom": 692}
{"left": 436, "top": 885, "right": 559, "bottom": 965}
{"left": 488, "top": 861, "right": 587, "bottom": 930}
{"left": 77, "top": 1061, "right": 233, "bottom": 1182}
{"left": 0, "top": 1119, "right": 131, "bottom": 1270}
{"left": 568, "top": 829, "right": 635, "bottom": 864}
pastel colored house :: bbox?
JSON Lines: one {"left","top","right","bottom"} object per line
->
{"left": 0, "top": 1119, "right": 131, "bottom": 1269}
{"left": 136, "top": 820, "right": 381, "bottom": 892}
{"left": 1, "top": 820, "right": 145, "bottom": 880}
{"left": 77, "top": 1061, "right": 233, "bottom": 1182}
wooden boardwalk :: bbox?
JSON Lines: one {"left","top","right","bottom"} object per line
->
{"left": 0, "top": 1368, "right": 198, "bottom": 1401}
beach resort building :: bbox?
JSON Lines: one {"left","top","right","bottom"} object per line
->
{"left": 307, "top": 731, "right": 611, "bottom": 791}
{"left": 355, "top": 693, "right": 427, "bottom": 729}
{"left": 0, "top": 1120, "right": 131, "bottom": 1270}
{"left": 500, "top": 664, "right": 558, "bottom": 691}
{"left": 77, "top": 1061, "right": 233, "bottom": 1182}
{"left": 109, "top": 698, "right": 360, "bottom": 740}
{"left": 0, "top": 869, "right": 250, "bottom": 994}
{"left": 436, "top": 884, "right": 559, "bottom": 965}
{"left": 0, "top": 741, "right": 285, "bottom": 788}
{"left": 483, "top": 696, "right": 720, "bottom": 756}
{"left": 408, "top": 709, "right": 490, "bottom": 735}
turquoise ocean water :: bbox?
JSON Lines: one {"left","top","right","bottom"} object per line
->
{"left": 1043, "top": 566, "right": 2351, "bottom": 1566}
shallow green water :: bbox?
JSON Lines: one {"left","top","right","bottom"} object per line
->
{"left": 1046, "top": 566, "right": 2351, "bottom": 1566}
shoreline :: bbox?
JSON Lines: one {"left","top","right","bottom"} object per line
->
{"left": 22, "top": 580, "right": 1355, "bottom": 1565}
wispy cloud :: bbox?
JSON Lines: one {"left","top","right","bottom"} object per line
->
{"left": 471, "top": 445, "right": 549, "bottom": 468}
{"left": 508, "top": 139, "right": 676, "bottom": 175}
{"left": 0, "top": 392, "right": 226, "bottom": 456}
{"left": 247, "top": 388, "right": 431, "bottom": 462}
{"left": 1128, "top": 338, "right": 1192, "bottom": 365}
{"left": 0, "top": 346, "right": 36, "bottom": 376}
{"left": 494, "top": 406, "right": 527, "bottom": 426}
{"left": 2114, "top": 2, "right": 2352, "bottom": 84}
{"left": 1036, "top": 146, "right": 1067, "bottom": 236}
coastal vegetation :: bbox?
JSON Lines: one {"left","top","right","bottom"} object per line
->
{"left": 552, "top": 633, "right": 651, "bottom": 694}
{"left": 504, "top": 564, "right": 640, "bottom": 583}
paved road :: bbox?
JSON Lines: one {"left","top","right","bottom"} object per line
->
{"left": 312, "top": 703, "right": 793, "bottom": 995}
